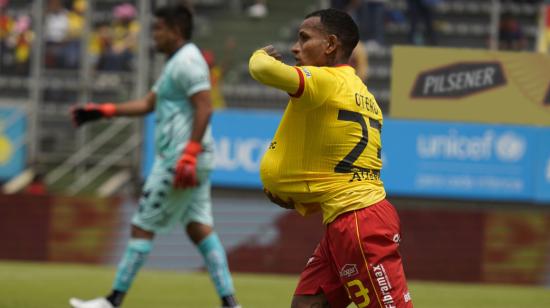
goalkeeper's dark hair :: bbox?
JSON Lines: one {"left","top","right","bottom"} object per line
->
{"left": 154, "top": 4, "right": 193, "bottom": 40}
{"left": 305, "top": 8, "right": 359, "bottom": 59}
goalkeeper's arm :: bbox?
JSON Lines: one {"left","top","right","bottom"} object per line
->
{"left": 71, "top": 92, "right": 156, "bottom": 127}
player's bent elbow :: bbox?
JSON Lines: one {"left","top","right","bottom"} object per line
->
{"left": 248, "top": 57, "right": 270, "bottom": 82}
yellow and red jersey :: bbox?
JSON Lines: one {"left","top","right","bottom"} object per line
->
{"left": 249, "top": 49, "right": 386, "bottom": 224}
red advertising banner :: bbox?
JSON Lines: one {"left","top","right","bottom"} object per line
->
{"left": 1, "top": 193, "right": 550, "bottom": 285}
{"left": 0, "top": 194, "right": 121, "bottom": 263}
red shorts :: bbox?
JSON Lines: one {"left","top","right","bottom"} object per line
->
{"left": 295, "top": 199, "right": 413, "bottom": 308}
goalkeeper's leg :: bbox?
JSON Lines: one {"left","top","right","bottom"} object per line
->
{"left": 107, "top": 226, "right": 154, "bottom": 306}
{"left": 69, "top": 226, "right": 154, "bottom": 308}
{"left": 188, "top": 222, "right": 240, "bottom": 308}
{"left": 182, "top": 171, "right": 240, "bottom": 307}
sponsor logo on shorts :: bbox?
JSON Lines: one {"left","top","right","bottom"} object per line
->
{"left": 404, "top": 291, "right": 412, "bottom": 303}
{"left": 340, "top": 264, "right": 359, "bottom": 278}
{"left": 392, "top": 234, "right": 401, "bottom": 245}
{"left": 373, "top": 264, "right": 395, "bottom": 308}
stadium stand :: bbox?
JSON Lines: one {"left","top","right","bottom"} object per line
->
{"left": 0, "top": 0, "right": 544, "bottom": 194}
{"left": 194, "top": 0, "right": 541, "bottom": 113}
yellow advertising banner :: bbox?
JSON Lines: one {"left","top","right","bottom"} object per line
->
{"left": 390, "top": 46, "right": 550, "bottom": 126}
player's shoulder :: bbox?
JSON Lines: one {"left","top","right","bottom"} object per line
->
{"left": 173, "top": 43, "right": 207, "bottom": 66}
{"left": 297, "top": 65, "right": 340, "bottom": 82}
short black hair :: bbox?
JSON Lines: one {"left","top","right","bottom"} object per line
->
{"left": 305, "top": 8, "right": 359, "bottom": 59}
{"left": 154, "top": 4, "right": 193, "bottom": 40}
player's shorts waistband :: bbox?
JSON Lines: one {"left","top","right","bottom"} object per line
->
{"left": 330, "top": 198, "right": 392, "bottom": 222}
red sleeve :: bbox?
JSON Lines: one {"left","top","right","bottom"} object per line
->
{"left": 288, "top": 67, "right": 305, "bottom": 98}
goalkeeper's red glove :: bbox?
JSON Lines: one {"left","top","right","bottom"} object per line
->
{"left": 174, "top": 141, "right": 202, "bottom": 189}
{"left": 71, "top": 103, "right": 117, "bottom": 127}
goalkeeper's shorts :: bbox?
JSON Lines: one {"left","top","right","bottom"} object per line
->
{"left": 131, "top": 159, "right": 213, "bottom": 233}
{"left": 294, "top": 199, "right": 413, "bottom": 308}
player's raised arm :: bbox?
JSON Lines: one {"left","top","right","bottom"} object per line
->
{"left": 250, "top": 46, "right": 335, "bottom": 108}
{"left": 248, "top": 46, "right": 302, "bottom": 95}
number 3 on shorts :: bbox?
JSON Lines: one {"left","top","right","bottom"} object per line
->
{"left": 346, "top": 279, "right": 371, "bottom": 307}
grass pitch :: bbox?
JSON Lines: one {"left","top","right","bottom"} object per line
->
{"left": 1, "top": 261, "right": 549, "bottom": 308}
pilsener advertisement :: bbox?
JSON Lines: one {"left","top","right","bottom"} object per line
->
{"left": 391, "top": 46, "right": 550, "bottom": 126}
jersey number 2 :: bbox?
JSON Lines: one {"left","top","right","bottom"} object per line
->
{"left": 334, "top": 109, "right": 369, "bottom": 173}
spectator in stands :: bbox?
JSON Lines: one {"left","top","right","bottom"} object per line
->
{"left": 202, "top": 50, "right": 226, "bottom": 109}
{"left": 201, "top": 37, "right": 236, "bottom": 109}
{"left": 349, "top": 40, "right": 368, "bottom": 81}
{"left": 97, "top": 3, "right": 139, "bottom": 71}
{"left": 537, "top": 2, "right": 550, "bottom": 53}
{"left": 499, "top": 13, "right": 528, "bottom": 51}
{"left": 329, "top": 1, "right": 371, "bottom": 80}
{"left": 64, "top": 0, "right": 86, "bottom": 69}
{"left": 10, "top": 14, "right": 32, "bottom": 74}
{"left": 407, "top": 0, "right": 439, "bottom": 45}
{"left": 330, "top": 0, "right": 385, "bottom": 53}
{"left": 0, "top": 1, "right": 12, "bottom": 72}
{"left": 364, "top": 0, "right": 387, "bottom": 50}
{"left": 330, "top": 0, "right": 366, "bottom": 37}
{"left": 247, "top": 0, "right": 268, "bottom": 19}
{"left": 45, "top": 0, "right": 70, "bottom": 68}
{"left": 89, "top": 22, "right": 111, "bottom": 69}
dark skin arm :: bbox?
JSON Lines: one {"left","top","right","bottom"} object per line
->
{"left": 261, "top": 45, "right": 282, "bottom": 61}
{"left": 188, "top": 90, "right": 214, "bottom": 143}
{"left": 112, "top": 91, "right": 156, "bottom": 116}
{"left": 263, "top": 188, "right": 295, "bottom": 209}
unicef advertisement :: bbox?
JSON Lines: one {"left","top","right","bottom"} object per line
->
{"left": 535, "top": 128, "right": 550, "bottom": 203}
{"left": 0, "top": 107, "right": 27, "bottom": 181}
{"left": 142, "top": 110, "right": 549, "bottom": 204}
{"left": 382, "top": 120, "right": 538, "bottom": 201}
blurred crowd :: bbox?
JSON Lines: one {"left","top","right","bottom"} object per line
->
{"left": 328, "top": 0, "right": 546, "bottom": 82}
{"left": 0, "top": 0, "right": 547, "bottom": 80}
{"left": 331, "top": 0, "right": 543, "bottom": 51}
{"left": 0, "top": 0, "right": 139, "bottom": 75}
{"left": 0, "top": 0, "right": 33, "bottom": 74}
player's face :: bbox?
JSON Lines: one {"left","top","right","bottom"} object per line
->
{"left": 291, "top": 17, "right": 330, "bottom": 66}
{"left": 152, "top": 18, "right": 180, "bottom": 54}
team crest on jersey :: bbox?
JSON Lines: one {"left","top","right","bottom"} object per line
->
{"left": 340, "top": 264, "right": 359, "bottom": 278}
{"left": 302, "top": 68, "right": 312, "bottom": 78}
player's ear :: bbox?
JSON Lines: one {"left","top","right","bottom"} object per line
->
{"left": 325, "top": 34, "right": 338, "bottom": 55}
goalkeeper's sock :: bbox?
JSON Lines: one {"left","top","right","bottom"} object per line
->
{"left": 197, "top": 233, "right": 236, "bottom": 299}
{"left": 222, "top": 294, "right": 239, "bottom": 307}
{"left": 111, "top": 238, "right": 153, "bottom": 298}
{"left": 106, "top": 290, "right": 125, "bottom": 307}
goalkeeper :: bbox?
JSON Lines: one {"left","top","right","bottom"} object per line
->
{"left": 68, "top": 4, "right": 240, "bottom": 308}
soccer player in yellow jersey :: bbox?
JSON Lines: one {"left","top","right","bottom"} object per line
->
{"left": 249, "top": 9, "right": 413, "bottom": 308}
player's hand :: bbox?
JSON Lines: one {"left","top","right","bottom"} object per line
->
{"left": 261, "top": 45, "right": 282, "bottom": 61}
{"left": 70, "top": 103, "right": 116, "bottom": 127}
{"left": 174, "top": 141, "right": 202, "bottom": 189}
{"left": 263, "top": 188, "right": 295, "bottom": 209}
